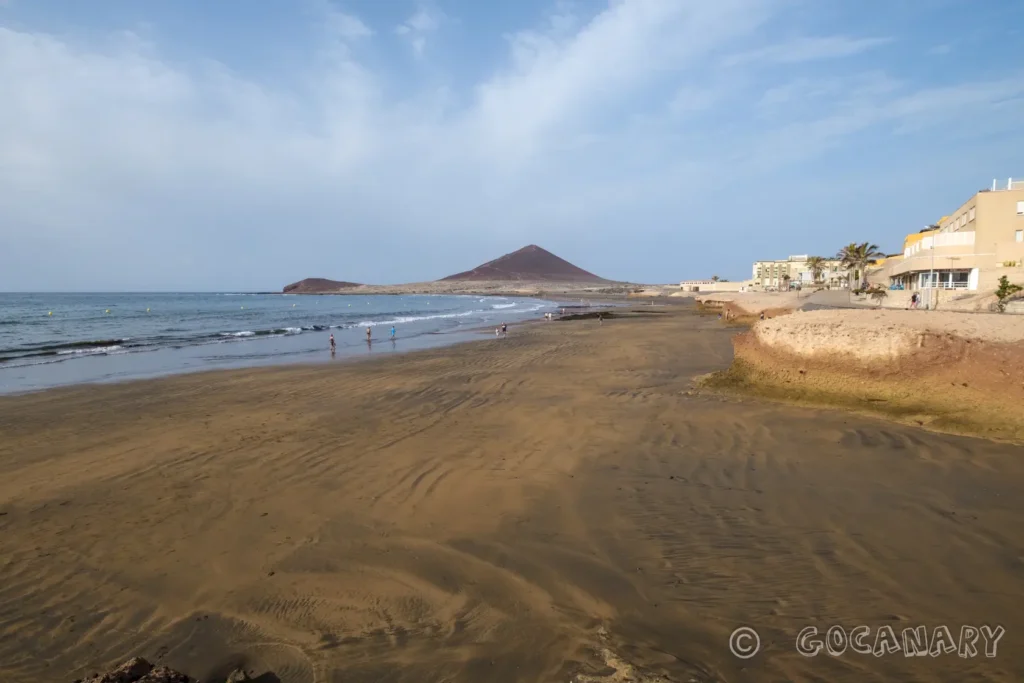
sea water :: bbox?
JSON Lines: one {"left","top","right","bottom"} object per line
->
{"left": 0, "top": 293, "right": 554, "bottom": 394}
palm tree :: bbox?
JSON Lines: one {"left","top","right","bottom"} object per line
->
{"left": 837, "top": 242, "right": 884, "bottom": 289}
{"left": 806, "top": 256, "right": 826, "bottom": 284}
{"left": 711, "top": 275, "right": 720, "bottom": 282}
{"left": 781, "top": 274, "right": 791, "bottom": 291}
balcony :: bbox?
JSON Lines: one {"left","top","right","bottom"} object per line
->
{"left": 903, "top": 231, "right": 975, "bottom": 258}
{"left": 891, "top": 242, "right": 981, "bottom": 277}
{"left": 892, "top": 269, "right": 976, "bottom": 291}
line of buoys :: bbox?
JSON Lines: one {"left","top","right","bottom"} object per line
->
{"left": 105, "top": 309, "right": 110, "bottom": 314}
{"left": 48, "top": 311, "right": 52, "bottom": 316}
{"left": 146, "top": 308, "right": 150, "bottom": 312}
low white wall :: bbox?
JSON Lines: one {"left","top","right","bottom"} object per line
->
{"left": 685, "top": 281, "right": 746, "bottom": 292}
{"left": 846, "top": 289, "right": 1015, "bottom": 313}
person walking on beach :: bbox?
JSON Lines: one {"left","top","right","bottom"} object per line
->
{"left": 501, "top": 322, "right": 507, "bottom": 337}
{"left": 390, "top": 325, "right": 396, "bottom": 340}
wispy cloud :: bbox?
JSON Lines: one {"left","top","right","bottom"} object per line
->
{"left": 395, "top": 7, "right": 443, "bottom": 57}
{"left": 725, "top": 35, "right": 892, "bottom": 66}
{"left": 322, "top": 4, "right": 372, "bottom": 41}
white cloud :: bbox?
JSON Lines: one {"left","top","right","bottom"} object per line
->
{"left": 395, "top": 7, "right": 443, "bottom": 57}
{"left": 327, "top": 12, "right": 371, "bottom": 40}
{"left": 468, "top": 0, "right": 777, "bottom": 165}
{"left": 319, "top": 0, "right": 372, "bottom": 41}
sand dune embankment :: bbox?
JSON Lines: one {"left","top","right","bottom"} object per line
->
{"left": 694, "top": 291, "right": 801, "bottom": 316}
{"left": 704, "top": 309, "right": 1024, "bottom": 441}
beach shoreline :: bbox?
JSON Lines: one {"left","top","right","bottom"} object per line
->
{"left": 0, "top": 293, "right": 567, "bottom": 396}
{"left": 3, "top": 306, "right": 1024, "bottom": 683}
{"left": 0, "top": 293, "right": 644, "bottom": 397}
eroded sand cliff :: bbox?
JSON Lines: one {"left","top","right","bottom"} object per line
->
{"left": 704, "top": 309, "right": 1024, "bottom": 441}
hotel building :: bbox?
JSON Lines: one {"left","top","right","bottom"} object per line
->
{"left": 884, "top": 178, "right": 1024, "bottom": 292}
{"left": 751, "top": 255, "right": 846, "bottom": 290}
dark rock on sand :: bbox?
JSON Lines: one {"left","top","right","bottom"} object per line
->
{"left": 77, "top": 657, "right": 195, "bottom": 683}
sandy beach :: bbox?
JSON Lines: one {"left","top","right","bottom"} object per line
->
{"left": 2, "top": 307, "right": 1024, "bottom": 683}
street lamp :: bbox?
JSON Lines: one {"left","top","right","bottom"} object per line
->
{"left": 928, "top": 233, "right": 935, "bottom": 307}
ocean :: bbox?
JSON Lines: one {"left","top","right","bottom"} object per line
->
{"left": 0, "top": 293, "right": 556, "bottom": 394}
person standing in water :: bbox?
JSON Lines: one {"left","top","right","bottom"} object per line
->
{"left": 329, "top": 333, "right": 336, "bottom": 352}
{"left": 366, "top": 327, "right": 372, "bottom": 343}
{"left": 501, "top": 322, "right": 507, "bottom": 337}
{"left": 390, "top": 325, "right": 396, "bottom": 340}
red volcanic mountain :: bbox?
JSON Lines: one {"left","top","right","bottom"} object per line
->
{"left": 441, "top": 245, "right": 607, "bottom": 282}
{"left": 283, "top": 278, "right": 361, "bottom": 293}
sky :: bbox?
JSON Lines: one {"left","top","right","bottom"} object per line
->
{"left": 1, "top": 0, "right": 1023, "bottom": 291}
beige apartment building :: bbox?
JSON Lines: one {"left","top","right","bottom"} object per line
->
{"left": 881, "top": 178, "right": 1024, "bottom": 292}
{"left": 751, "top": 255, "right": 846, "bottom": 290}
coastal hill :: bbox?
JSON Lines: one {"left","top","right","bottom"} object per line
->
{"left": 279, "top": 245, "right": 620, "bottom": 294}
{"left": 283, "top": 277, "right": 360, "bottom": 294}
{"left": 441, "top": 244, "right": 607, "bottom": 282}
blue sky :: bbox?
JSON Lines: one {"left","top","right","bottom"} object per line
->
{"left": 1, "top": 0, "right": 1022, "bottom": 290}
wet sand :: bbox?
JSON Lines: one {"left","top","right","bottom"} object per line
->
{"left": 1, "top": 307, "right": 1023, "bottom": 682}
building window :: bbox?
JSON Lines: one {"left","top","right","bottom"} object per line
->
{"left": 1018, "top": 200, "right": 1024, "bottom": 215}
{"left": 968, "top": 207, "right": 975, "bottom": 221}
{"left": 1017, "top": 230, "right": 1023, "bottom": 243}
